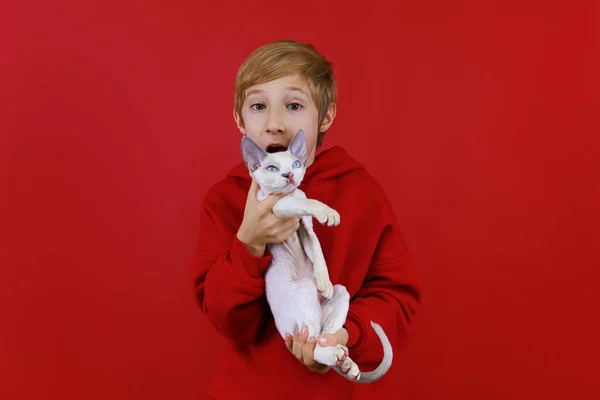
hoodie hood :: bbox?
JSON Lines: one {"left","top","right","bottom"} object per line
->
{"left": 227, "top": 145, "right": 366, "bottom": 185}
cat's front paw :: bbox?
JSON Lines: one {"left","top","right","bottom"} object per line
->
{"left": 313, "top": 205, "right": 340, "bottom": 227}
{"left": 314, "top": 269, "right": 333, "bottom": 299}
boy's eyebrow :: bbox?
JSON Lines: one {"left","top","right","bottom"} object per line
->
{"left": 246, "top": 89, "right": 265, "bottom": 97}
{"left": 286, "top": 87, "right": 309, "bottom": 97}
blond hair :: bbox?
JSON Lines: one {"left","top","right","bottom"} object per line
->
{"left": 234, "top": 40, "right": 336, "bottom": 147}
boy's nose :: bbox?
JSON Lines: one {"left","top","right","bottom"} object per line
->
{"left": 266, "top": 109, "right": 285, "bottom": 133}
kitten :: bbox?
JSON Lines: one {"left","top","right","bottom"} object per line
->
{"left": 240, "top": 129, "right": 393, "bottom": 383}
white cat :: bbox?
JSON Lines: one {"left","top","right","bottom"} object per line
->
{"left": 240, "top": 129, "right": 393, "bottom": 383}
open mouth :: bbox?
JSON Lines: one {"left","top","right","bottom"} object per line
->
{"left": 266, "top": 144, "right": 288, "bottom": 153}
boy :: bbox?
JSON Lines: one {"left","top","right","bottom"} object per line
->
{"left": 189, "top": 40, "right": 421, "bottom": 399}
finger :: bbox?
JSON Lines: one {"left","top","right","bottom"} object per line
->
{"left": 293, "top": 325, "right": 308, "bottom": 355}
{"left": 263, "top": 193, "right": 286, "bottom": 208}
{"left": 276, "top": 220, "right": 300, "bottom": 242}
{"left": 245, "top": 180, "right": 259, "bottom": 206}
{"left": 285, "top": 334, "right": 293, "bottom": 352}
{"left": 302, "top": 337, "right": 317, "bottom": 367}
{"left": 256, "top": 194, "right": 284, "bottom": 216}
{"left": 268, "top": 216, "right": 298, "bottom": 234}
{"left": 291, "top": 220, "right": 301, "bottom": 233}
{"left": 248, "top": 179, "right": 258, "bottom": 196}
{"left": 292, "top": 325, "right": 308, "bottom": 360}
{"left": 283, "top": 217, "right": 300, "bottom": 230}
{"left": 267, "top": 216, "right": 297, "bottom": 226}
{"left": 317, "top": 334, "right": 338, "bottom": 347}
{"left": 271, "top": 217, "right": 298, "bottom": 231}
{"left": 311, "top": 363, "right": 330, "bottom": 374}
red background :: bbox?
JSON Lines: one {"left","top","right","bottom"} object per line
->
{"left": 1, "top": 1, "right": 599, "bottom": 399}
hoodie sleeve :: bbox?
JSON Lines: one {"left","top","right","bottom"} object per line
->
{"left": 342, "top": 192, "right": 422, "bottom": 368}
{"left": 189, "top": 196, "right": 272, "bottom": 346}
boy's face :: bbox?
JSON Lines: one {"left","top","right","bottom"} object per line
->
{"left": 234, "top": 74, "right": 335, "bottom": 168}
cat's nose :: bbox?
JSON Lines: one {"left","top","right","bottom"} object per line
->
{"left": 281, "top": 172, "right": 292, "bottom": 180}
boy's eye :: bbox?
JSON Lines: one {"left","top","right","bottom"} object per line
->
{"left": 287, "top": 103, "right": 303, "bottom": 111}
{"left": 292, "top": 160, "right": 301, "bottom": 168}
{"left": 266, "top": 165, "right": 278, "bottom": 172}
{"left": 251, "top": 103, "right": 266, "bottom": 111}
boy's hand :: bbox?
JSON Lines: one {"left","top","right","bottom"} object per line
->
{"left": 284, "top": 326, "right": 349, "bottom": 374}
{"left": 237, "top": 179, "right": 300, "bottom": 257}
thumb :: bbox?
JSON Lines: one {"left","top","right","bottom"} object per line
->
{"left": 247, "top": 179, "right": 259, "bottom": 199}
{"left": 263, "top": 190, "right": 287, "bottom": 206}
{"left": 268, "top": 190, "right": 287, "bottom": 199}
{"left": 317, "top": 334, "right": 338, "bottom": 347}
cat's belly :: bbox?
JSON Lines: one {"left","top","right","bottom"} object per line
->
{"left": 270, "top": 231, "right": 313, "bottom": 280}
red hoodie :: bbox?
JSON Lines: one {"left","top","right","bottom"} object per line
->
{"left": 190, "top": 146, "right": 421, "bottom": 399}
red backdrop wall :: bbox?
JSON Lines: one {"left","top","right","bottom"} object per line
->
{"left": 1, "top": 1, "right": 598, "bottom": 399}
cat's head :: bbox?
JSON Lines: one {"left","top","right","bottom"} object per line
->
{"left": 241, "top": 129, "right": 308, "bottom": 194}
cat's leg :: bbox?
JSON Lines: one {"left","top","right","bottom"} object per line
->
{"left": 313, "top": 285, "right": 350, "bottom": 367}
{"left": 275, "top": 276, "right": 323, "bottom": 340}
{"left": 298, "top": 219, "right": 333, "bottom": 299}
{"left": 273, "top": 191, "right": 338, "bottom": 298}
{"left": 320, "top": 284, "right": 350, "bottom": 335}
{"left": 297, "top": 219, "right": 314, "bottom": 262}
{"left": 273, "top": 196, "right": 340, "bottom": 227}
{"left": 265, "top": 243, "right": 322, "bottom": 341}
{"left": 313, "top": 284, "right": 361, "bottom": 380}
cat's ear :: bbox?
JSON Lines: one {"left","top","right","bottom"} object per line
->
{"left": 289, "top": 129, "right": 307, "bottom": 164}
{"left": 241, "top": 136, "right": 266, "bottom": 172}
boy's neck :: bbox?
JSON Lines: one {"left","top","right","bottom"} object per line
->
{"left": 306, "top": 146, "right": 317, "bottom": 168}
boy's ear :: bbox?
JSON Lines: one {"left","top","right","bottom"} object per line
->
{"left": 241, "top": 136, "right": 266, "bottom": 172}
{"left": 233, "top": 108, "right": 246, "bottom": 134}
{"left": 319, "top": 103, "right": 337, "bottom": 132}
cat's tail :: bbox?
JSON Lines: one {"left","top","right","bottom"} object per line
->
{"left": 333, "top": 320, "right": 393, "bottom": 384}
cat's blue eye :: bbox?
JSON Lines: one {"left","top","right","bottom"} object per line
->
{"left": 292, "top": 160, "right": 301, "bottom": 168}
{"left": 266, "top": 165, "right": 278, "bottom": 172}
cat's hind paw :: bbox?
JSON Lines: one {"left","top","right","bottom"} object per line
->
{"left": 340, "top": 357, "right": 361, "bottom": 381}
{"left": 313, "top": 344, "right": 348, "bottom": 367}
